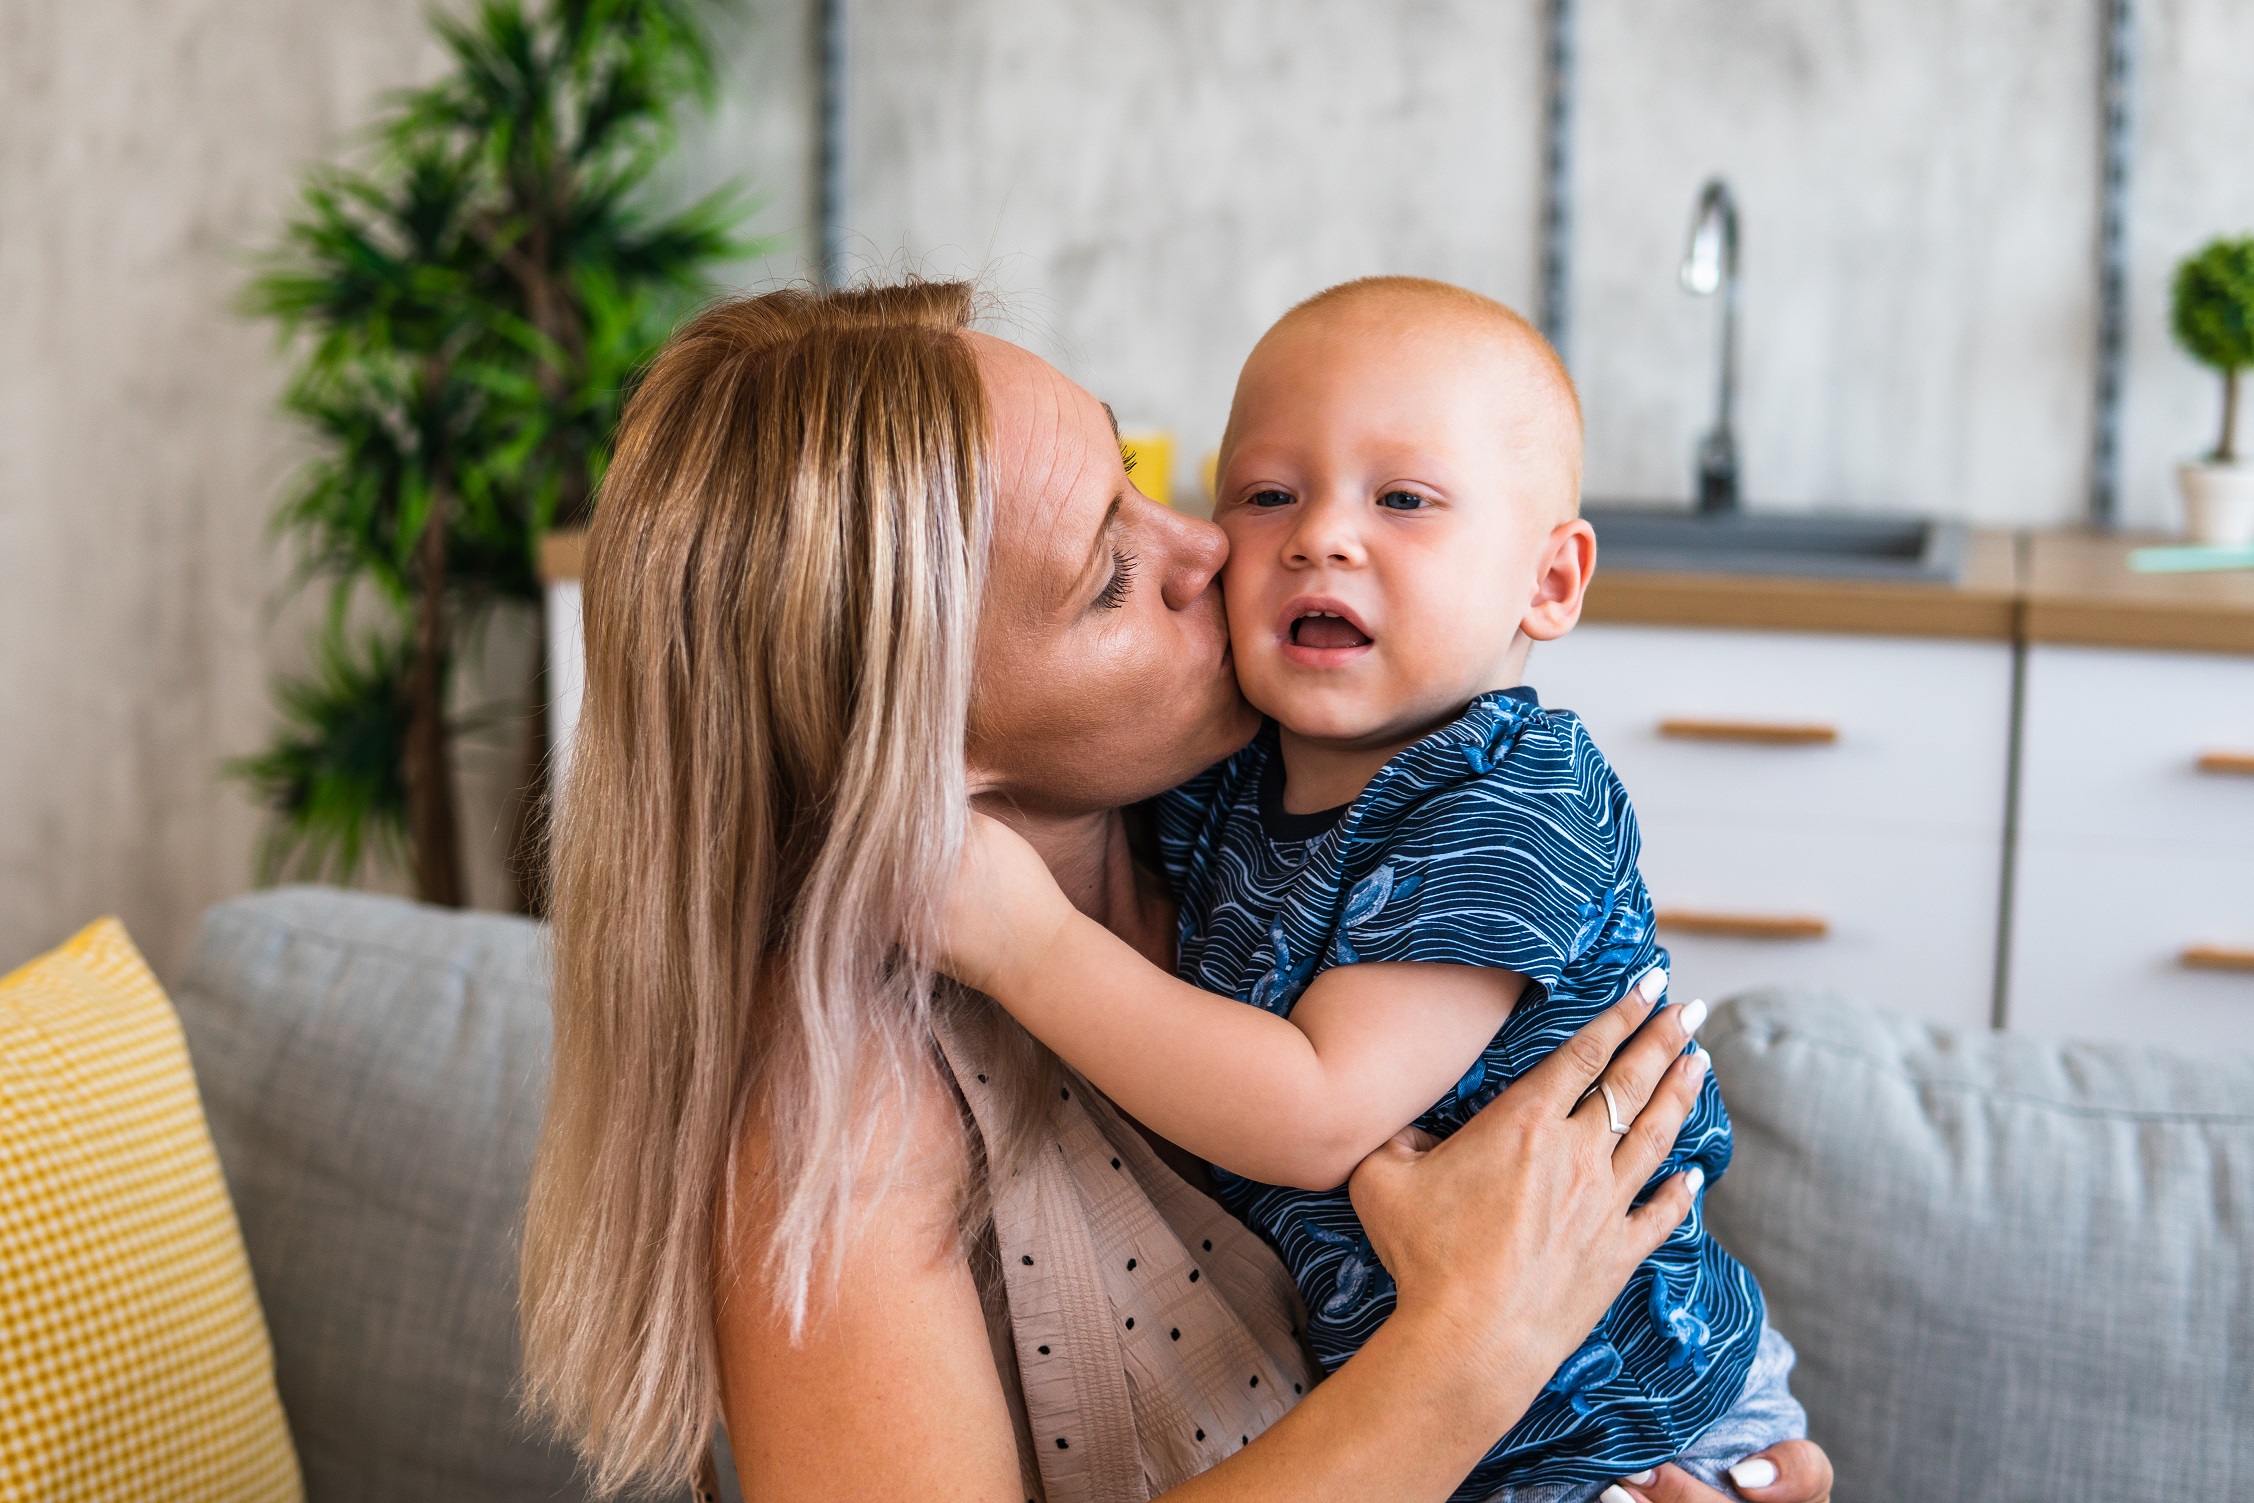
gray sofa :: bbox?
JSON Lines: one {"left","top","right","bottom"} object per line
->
{"left": 174, "top": 887, "right": 2253, "bottom": 1502}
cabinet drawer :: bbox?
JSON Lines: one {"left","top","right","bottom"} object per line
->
{"left": 1531, "top": 626, "right": 2014, "bottom": 836}
{"left": 2018, "top": 646, "right": 2254, "bottom": 854}
{"left": 1638, "top": 816, "right": 2000, "bottom": 1033}
{"left": 2005, "top": 841, "right": 2254, "bottom": 1047}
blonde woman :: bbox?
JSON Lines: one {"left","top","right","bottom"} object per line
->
{"left": 520, "top": 282, "right": 1832, "bottom": 1503}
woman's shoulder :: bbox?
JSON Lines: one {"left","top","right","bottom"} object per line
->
{"left": 728, "top": 1042, "right": 975, "bottom": 1260}
{"left": 714, "top": 1040, "right": 1029, "bottom": 1499}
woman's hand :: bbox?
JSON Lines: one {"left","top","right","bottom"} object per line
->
{"left": 1603, "top": 1442, "right": 1834, "bottom": 1503}
{"left": 1346, "top": 970, "right": 1708, "bottom": 1423}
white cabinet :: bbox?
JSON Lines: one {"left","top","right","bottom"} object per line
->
{"left": 1531, "top": 625, "right": 2016, "bottom": 1032}
{"left": 2004, "top": 646, "right": 2254, "bottom": 1046}
{"left": 545, "top": 578, "right": 586, "bottom": 791}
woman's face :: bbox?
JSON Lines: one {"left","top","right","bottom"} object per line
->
{"left": 966, "top": 333, "right": 1258, "bottom": 817}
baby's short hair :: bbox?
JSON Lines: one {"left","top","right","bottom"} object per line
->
{"left": 1275, "top": 276, "right": 1582, "bottom": 430}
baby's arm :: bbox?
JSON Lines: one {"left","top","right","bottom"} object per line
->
{"left": 943, "top": 812, "right": 1524, "bottom": 1191}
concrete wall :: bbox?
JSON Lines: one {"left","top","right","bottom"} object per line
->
{"left": 6, "top": 0, "right": 2246, "bottom": 976}
{"left": 0, "top": 1, "right": 434, "bottom": 981}
{"left": 2121, "top": 0, "right": 2254, "bottom": 524}
{"left": 839, "top": 0, "right": 2249, "bottom": 532}
{"left": 0, "top": 1, "right": 814, "bottom": 979}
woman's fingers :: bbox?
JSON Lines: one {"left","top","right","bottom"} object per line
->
{"left": 1602, "top": 1442, "right": 1834, "bottom": 1503}
{"left": 1608, "top": 1044, "right": 1708, "bottom": 1188}
{"left": 1726, "top": 1442, "right": 1832, "bottom": 1501}
{"left": 1621, "top": 1162, "right": 1700, "bottom": 1258}
{"left": 1570, "top": 979, "right": 1706, "bottom": 1152}
{"left": 1518, "top": 966, "right": 1665, "bottom": 1113}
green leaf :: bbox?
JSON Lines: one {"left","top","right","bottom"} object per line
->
{"left": 240, "top": 0, "right": 757, "bottom": 890}
{"left": 2171, "top": 236, "right": 2254, "bottom": 374}
{"left": 227, "top": 622, "right": 417, "bottom": 885}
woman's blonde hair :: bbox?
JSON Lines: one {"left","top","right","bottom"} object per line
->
{"left": 521, "top": 281, "right": 1046, "bottom": 1494}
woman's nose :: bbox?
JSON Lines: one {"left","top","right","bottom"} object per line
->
{"left": 1151, "top": 502, "right": 1228, "bottom": 611}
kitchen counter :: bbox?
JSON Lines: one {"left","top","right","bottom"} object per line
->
{"left": 539, "top": 530, "right": 585, "bottom": 583}
{"left": 1579, "top": 528, "right": 2022, "bottom": 642}
{"left": 2023, "top": 531, "right": 2254, "bottom": 655}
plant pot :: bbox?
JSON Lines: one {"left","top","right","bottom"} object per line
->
{"left": 2176, "top": 461, "right": 2254, "bottom": 547}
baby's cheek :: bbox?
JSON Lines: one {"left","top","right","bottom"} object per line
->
{"left": 1214, "top": 530, "right": 1278, "bottom": 626}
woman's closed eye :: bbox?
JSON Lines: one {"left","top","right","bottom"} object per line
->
{"left": 1095, "top": 550, "right": 1138, "bottom": 610}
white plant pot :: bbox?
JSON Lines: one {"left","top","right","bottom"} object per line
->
{"left": 2176, "top": 460, "right": 2254, "bottom": 548}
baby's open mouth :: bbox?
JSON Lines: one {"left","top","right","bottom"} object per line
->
{"left": 1290, "top": 611, "right": 1373, "bottom": 650}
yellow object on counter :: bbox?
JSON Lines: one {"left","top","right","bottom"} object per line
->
{"left": 1119, "top": 430, "right": 1174, "bottom": 508}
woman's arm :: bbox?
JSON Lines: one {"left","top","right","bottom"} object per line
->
{"left": 944, "top": 811, "right": 1537, "bottom": 1189}
{"left": 715, "top": 1056, "right": 1026, "bottom": 1499}
{"left": 716, "top": 980, "right": 1719, "bottom": 1502}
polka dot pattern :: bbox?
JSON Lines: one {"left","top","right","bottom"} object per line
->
{"left": 942, "top": 1019, "right": 1311, "bottom": 1503}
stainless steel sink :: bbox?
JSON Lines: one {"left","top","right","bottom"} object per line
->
{"left": 1584, "top": 505, "right": 1969, "bottom": 583}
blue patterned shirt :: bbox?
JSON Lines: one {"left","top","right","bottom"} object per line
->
{"left": 1156, "top": 688, "right": 1763, "bottom": 1497}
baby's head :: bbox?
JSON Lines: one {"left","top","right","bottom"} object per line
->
{"left": 1213, "top": 276, "right": 1594, "bottom": 753}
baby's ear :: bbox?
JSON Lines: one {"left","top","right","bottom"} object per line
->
{"left": 1521, "top": 517, "right": 1596, "bottom": 642}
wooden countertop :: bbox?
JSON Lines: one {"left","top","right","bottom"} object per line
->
{"left": 2022, "top": 531, "right": 2254, "bottom": 655}
{"left": 1581, "top": 528, "right": 2023, "bottom": 641}
{"left": 539, "top": 529, "right": 585, "bottom": 583}
{"left": 542, "top": 525, "right": 2254, "bottom": 655}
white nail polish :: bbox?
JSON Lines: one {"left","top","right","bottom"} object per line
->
{"left": 1685, "top": 1165, "right": 1705, "bottom": 1193}
{"left": 1679, "top": 997, "right": 1708, "bottom": 1036}
{"left": 1624, "top": 1470, "right": 1657, "bottom": 1485}
{"left": 1636, "top": 966, "right": 1668, "bottom": 1002}
{"left": 1728, "top": 1457, "right": 1779, "bottom": 1490}
{"left": 1599, "top": 1487, "right": 1638, "bottom": 1503}
{"left": 1695, "top": 1045, "right": 1713, "bottom": 1070}
{"left": 1687, "top": 1049, "right": 1710, "bottom": 1082}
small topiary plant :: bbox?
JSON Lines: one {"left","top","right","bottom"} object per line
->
{"left": 2170, "top": 236, "right": 2254, "bottom": 463}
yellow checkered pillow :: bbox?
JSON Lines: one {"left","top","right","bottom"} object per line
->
{"left": 0, "top": 918, "right": 303, "bottom": 1501}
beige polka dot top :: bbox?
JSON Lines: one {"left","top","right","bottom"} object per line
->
{"left": 937, "top": 1018, "right": 1316, "bottom": 1503}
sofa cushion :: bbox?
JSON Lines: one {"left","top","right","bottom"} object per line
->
{"left": 1704, "top": 990, "right": 2254, "bottom": 1503}
{"left": 1, "top": 917, "right": 303, "bottom": 1502}
{"left": 174, "top": 887, "right": 598, "bottom": 1503}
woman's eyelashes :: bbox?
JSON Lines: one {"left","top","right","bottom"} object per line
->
{"left": 1094, "top": 551, "right": 1138, "bottom": 611}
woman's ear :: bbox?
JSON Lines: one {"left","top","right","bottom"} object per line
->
{"left": 1521, "top": 517, "right": 1597, "bottom": 643}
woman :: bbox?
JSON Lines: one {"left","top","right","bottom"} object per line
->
{"left": 520, "top": 282, "right": 1832, "bottom": 1503}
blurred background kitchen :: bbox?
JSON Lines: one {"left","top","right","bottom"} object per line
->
{"left": 4, "top": 1, "right": 2249, "bottom": 1033}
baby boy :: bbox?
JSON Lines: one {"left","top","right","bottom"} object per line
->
{"left": 950, "top": 278, "right": 1803, "bottom": 1500}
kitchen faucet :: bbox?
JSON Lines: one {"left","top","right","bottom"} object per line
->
{"left": 1680, "top": 178, "right": 1741, "bottom": 513}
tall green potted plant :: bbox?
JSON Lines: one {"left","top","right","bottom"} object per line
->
{"left": 2169, "top": 235, "right": 2254, "bottom": 547}
{"left": 237, "top": 0, "right": 759, "bottom": 907}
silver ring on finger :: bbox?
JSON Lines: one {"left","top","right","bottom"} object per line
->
{"left": 1598, "top": 1080, "right": 1631, "bottom": 1135}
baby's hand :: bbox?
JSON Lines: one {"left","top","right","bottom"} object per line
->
{"left": 936, "top": 810, "right": 1074, "bottom": 997}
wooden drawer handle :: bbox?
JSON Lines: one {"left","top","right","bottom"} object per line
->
{"left": 1657, "top": 909, "right": 1831, "bottom": 941}
{"left": 2196, "top": 751, "right": 2254, "bottom": 777}
{"left": 2181, "top": 944, "right": 2254, "bottom": 974}
{"left": 1659, "top": 718, "right": 1839, "bottom": 747}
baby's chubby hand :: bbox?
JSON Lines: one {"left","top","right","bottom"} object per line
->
{"left": 935, "top": 810, "right": 1077, "bottom": 998}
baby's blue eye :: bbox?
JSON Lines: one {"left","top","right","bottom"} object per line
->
{"left": 1246, "top": 489, "right": 1294, "bottom": 508}
{"left": 1378, "top": 490, "right": 1428, "bottom": 510}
